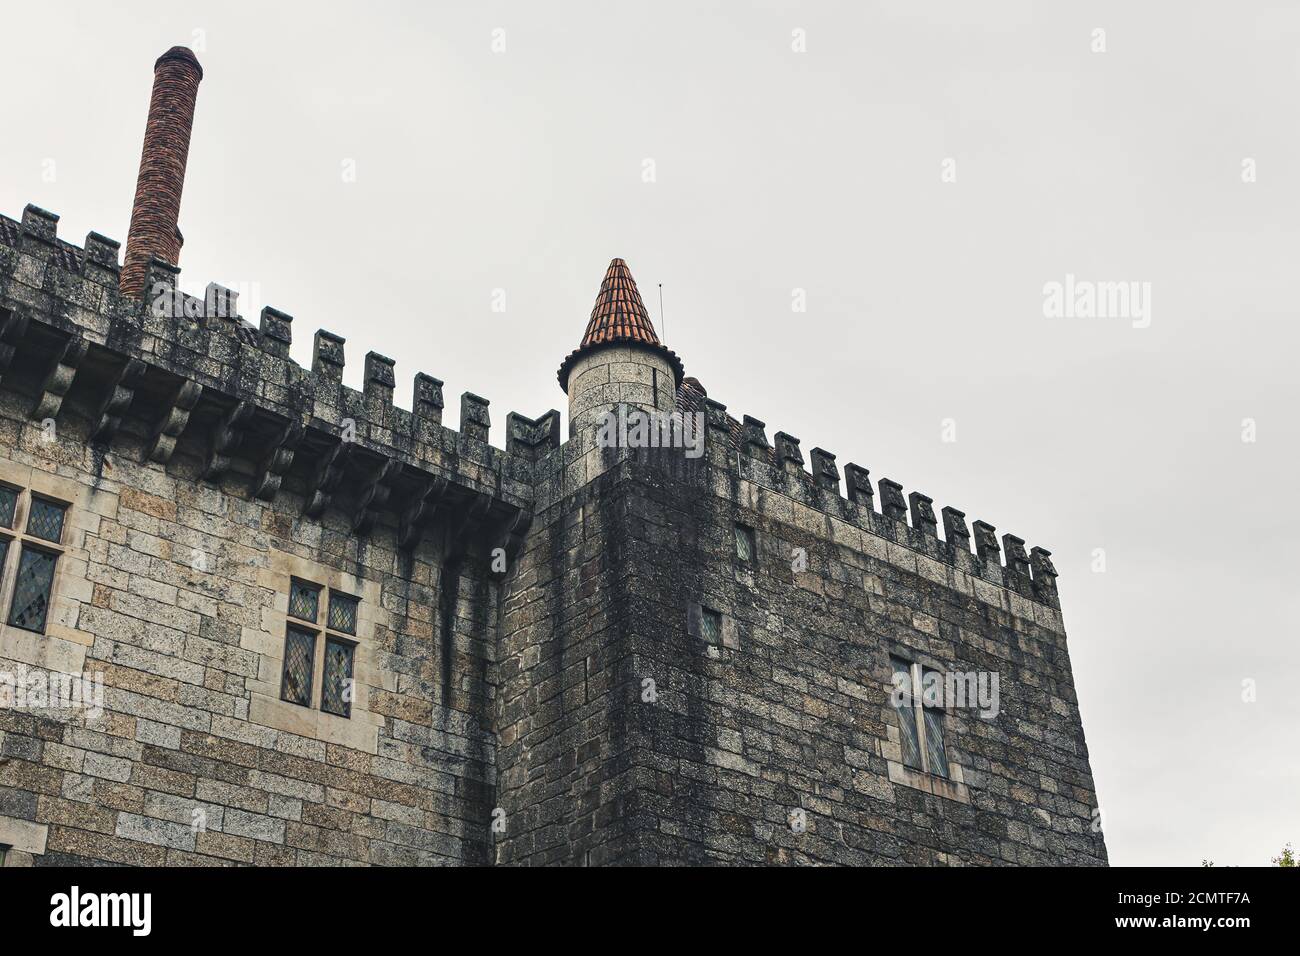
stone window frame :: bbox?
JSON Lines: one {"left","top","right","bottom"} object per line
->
{"left": 247, "top": 551, "right": 383, "bottom": 754}
{"left": 882, "top": 647, "right": 970, "bottom": 804}
{"left": 889, "top": 655, "right": 949, "bottom": 777}
{"left": 0, "top": 483, "right": 69, "bottom": 636}
{"left": 280, "top": 576, "right": 361, "bottom": 719}
{"left": 687, "top": 600, "right": 737, "bottom": 651}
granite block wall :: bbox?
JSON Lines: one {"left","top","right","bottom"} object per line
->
{"left": 0, "top": 396, "right": 498, "bottom": 867}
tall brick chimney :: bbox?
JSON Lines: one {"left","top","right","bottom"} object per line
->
{"left": 119, "top": 46, "right": 204, "bottom": 298}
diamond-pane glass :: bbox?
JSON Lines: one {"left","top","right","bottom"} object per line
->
{"left": 923, "top": 706, "right": 948, "bottom": 778}
{"left": 327, "top": 593, "right": 358, "bottom": 635}
{"left": 288, "top": 580, "right": 320, "bottom": 622}
{"left": 0, "top": 487, "right": 17, "bottom": 528}
{"left": 281, "top": 628, "right": 315, "bottom": 706}
{"left": 321, "top": 638, "right": 355, "bottom": 717}
{"left": 26, "top": 498, "right": 65, "bottom": 542}
{"left": 8, "top": 547, "right": 57, "bottom": 632}
{"left": 890, "top": 658, "right": 915, "bottom": 701}
{"left": 896, "top": 700, "right": 922, "bottom": 769}
{"left": 701, "top": 608, "right": 721, "bottom": 644}
{"left": 735, "top": 524, "right": 754, "bottom": 562}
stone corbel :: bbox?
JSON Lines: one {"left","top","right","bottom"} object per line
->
{"left": 490, "top": 508, "right": 532, "bottom": 580}
{"left": 32, "top": 337, "right": 88, "bottom": 422}
{"left": 445, "top": 491, "right": 493, "bottom": 562}
{"left": 89, "top": 358, "right": 147, "bottom": 444}
{"left": 398, "top": 475, "right": 449, "bottom": 549}
{"left": 252, "top": 419, "right": 304, "bottom": 502}
{"left": 146, "top": 380, "right": 202, "bottom": 464}
{"left": 201, "top": 400, "right": 254, "bottom": 480}
{"left": 351, "top": 457, "right": 401, "bottom": 535}
{"left": 303, "top": 439, "right": 351, "bottom": 518}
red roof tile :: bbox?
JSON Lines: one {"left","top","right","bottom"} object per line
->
{"left": 558, "top": 258, "right": 685, "bottom": 391}
{"left": 579, "top": 258, "right": 661, "bottom": 348}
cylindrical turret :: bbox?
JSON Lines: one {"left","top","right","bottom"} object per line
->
{"left": 558, "top": 258, "right": 684, "bottom": 439}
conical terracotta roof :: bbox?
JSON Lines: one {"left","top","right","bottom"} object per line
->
{"left": 579, "top": 258, "right": 661, "bottom": 348}
{"left": 557, "top": 258, "right": 685, "bottom": 391}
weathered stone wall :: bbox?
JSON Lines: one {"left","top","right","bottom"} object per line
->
{"left": 0, "top": 371, "right": 500, "bottom": 867}
{"left": 573, "top": 444, "right": 1106, "bottom": 865}
{"left": 493, "top": 452, "right": 641, "bottom": 865}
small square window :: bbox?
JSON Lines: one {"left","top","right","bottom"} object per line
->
{"left": 0, "top": 487, "right": 17, "bottom": 528}
{"left": 26, "top": 498, "right": 66, "bottom": 543}
{"left": 734, "top": 523, "right": 755, "bottom": 563}
{"left": 700, "top": 607, "right": 722, "bottom": 644}
{"left": 281, "top": 627, "right": 316, "bottom": 707}
{"left": 321, "top": 638, "right": 355, "bottom": 718}
{"left": 328, "top": 592, "right": 359, "bottom": 635}
{"left": 288, "top": 579, "right": 320, "bottom": 623}
{"left": 8, "top": 546, "right": 58, "bottom": 632}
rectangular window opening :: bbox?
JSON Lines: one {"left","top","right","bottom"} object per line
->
{"left": 280, "top": 627, "right": 316, "bottom": 707}
{"left": 288, "top": 579, "right": 321, "bottom": 623}
{"left": 734, "top": 523, "right": 756, "bottom": 563}
{"left": 0, "top": 486, "right": 18, "bottom": 528}
{"left": 321, "top": 637, "right": 355, "bottom": 718}
{"left": 327, "top": 592, "right": 359, "bottom": 635}
{"left": 890, "top": 656, "right": 948, "bottom": 777}
{"left": 8, "top": 546, "right": 58, "bottom": 633}
{"left": 26, "top": 497, "right": 67, "bottom": 543}
{"left": 700, "top": 607, "right": 722, "bottom": 644}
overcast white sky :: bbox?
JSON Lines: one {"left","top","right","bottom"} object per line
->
{"left": 2, "top": 0, "right": 1296, "bottom": 866}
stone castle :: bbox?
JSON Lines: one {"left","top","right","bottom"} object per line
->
{"left": 0, "top": 47, "right": 1107, "bottom": 866}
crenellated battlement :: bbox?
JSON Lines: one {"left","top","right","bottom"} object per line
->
{"left": 687, "top": 389, "right": 1062, "bottom": 612}
{"left": 0, "top": 202, "right": 1058, "bottom": 608}
{"left": 0, "top": 203, "right": 563, "bottom": 553}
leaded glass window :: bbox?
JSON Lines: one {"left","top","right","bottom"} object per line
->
{"left": 923, "top": 706, "right": 949, "bottom": 779}
{"left": 281, "top": 627, "right": 316, "bottom": 707}
{"left": 25, "top": 498, "right": 65, "bottom": 543}
{"left": 288, "top": 579, "right": 320, "bottom": 622}
{"left": 8, "top": 547, "right": 57, "bottom": 632}
{"left": 327, "top": 592, "right": 358, "bottom": 635}
{"left": 281, "top": 578, "right": 362, "bottom": 719}
{"left": 734, "top": 523, "right": 755, "bottom": 563}
{"left": 0, "top": 490, "right": 68, "bottom": 634}
{"left": 897, "top": 699, "right": 923, "bottom": 769}
{"left": 891, "top": 657, "right": 922, "bottom": 769}
{"left": 890, "top": 655, "right": 949, "bottom": 777}
{"left": 0, "top": 486, "right": 17, "bottom": 528}
{"left": 321, "top": 638, "right": 355, "bottom": 717}
{"left": 701, "top": 607, "right": 722, "bottom": 643}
